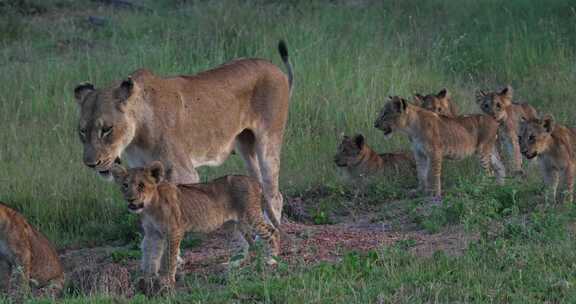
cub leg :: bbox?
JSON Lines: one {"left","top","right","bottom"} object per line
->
{"left": 226, "top": 223, "right": 250, "bottom": 268}
{"left": 490, "top": 146, "right": 506, "bottom": 184}
{"left": 141, "top": 228, "right": 165, "bottom": 277}
{"left": 163, "top": 232, "right": 183, "bottom": 287}
{"left": 428, "top": 153, "right": 443, "bottom": 198}
{"left": 249, "top": 216, "right": 280, "bottom": 265}
{"left": 9, "top": 247, "right": 31, "bottom": 297}
{"left": 562, "top": 165, "right": 574, "bottom": 204}
{"left": 507, "top": 128, "right": 524, "bottom": 176}
{"left": 413, "top": 151, "right": 429, "bottom": 194}
{"left": 543, "top": 168, "right": 560, "bottom": 203}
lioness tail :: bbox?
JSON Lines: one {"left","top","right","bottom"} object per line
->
{"left": 278, "top": 40, "right": 294, "bottom": 93}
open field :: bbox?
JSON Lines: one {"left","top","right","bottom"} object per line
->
{"left": 1, "top": 0, "right": 576, "bottom": 302}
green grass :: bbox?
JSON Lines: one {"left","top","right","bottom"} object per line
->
{"left": 1, "top": 0, "right": 576, "bottom": 302}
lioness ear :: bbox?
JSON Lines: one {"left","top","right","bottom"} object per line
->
{"left": 148, "top": 161, "right": 165, "bottom": 183}
{"left": 353, "top": 134, "right": 365, "bottom": 148}
{"left": 542, "top": 114, "right": 555, "bottom": 133}
{"left": 74, "top": 82, "right": 95, "bottom": 104}
{"left": 115, "top": 78, "right": 134, "bottom": 103}
{"left": 111, "top": 164, "right": 128, "bottom": 182}
{"left": 437, "top": 88, "right": 449, "bottom": 99}
{"left": 499, "top": 85, "right": 513, "bottom": 100}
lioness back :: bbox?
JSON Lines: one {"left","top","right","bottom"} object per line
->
{"left": 0, "top": 203, "right": 64, "bottom": 295}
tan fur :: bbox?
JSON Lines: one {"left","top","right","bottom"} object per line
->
{"left": 0, "top": 203, "right": 64, "bottom": 298}
{"left": 519, "top": 115, "right": 576, "bottom": 203}
{"left": 334, "top": 134, "right": 415, "bottom": 182}
{"left": 111, "top": 162, "right": 280, "bottom": 294}
{"left": 476, "top": 86, "right": 538, "bottom": 175}
{"left": 74, "top": 41, "right": 293, "bottom": 224}
{"left": 374, "top": 96, "right": 505, "bottom": 197}
{"left": 414, "top": 88, "right": 459, "bottom": 117}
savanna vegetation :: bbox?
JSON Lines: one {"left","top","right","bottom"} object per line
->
{"left": 1, "top": 0, "right": 576, "bottom": 302}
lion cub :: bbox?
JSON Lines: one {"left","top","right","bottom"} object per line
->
{"left": 334, "top": 134, "right": 415, "bottom": 182}
{"left": 519, "top": 115, "right": 576, "bottom": 203}
{"left": 0, "top": 202, "right": 64, "bottom": 297}
{"left": 414, "top": 88, "right": 459, "bottom": 117}
{"left": 374, "top": 96, "right": 505, "bottom": 198}
{"left": 476, "top": 86, "right": 538, "bottom": 175}
{"left": 111, "top": 161, "right": 280, "bottom": 291}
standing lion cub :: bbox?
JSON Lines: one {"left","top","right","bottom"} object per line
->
{"left": 111, "top": 161, "right": 281, "bottom": 294}
{"left": 519, "top": 114, "right": 576, "bottom": 203}
{"left": 0, "top": 202, "right": 64, "bottom": 298}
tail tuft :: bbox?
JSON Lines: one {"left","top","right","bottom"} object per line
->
{"left": 278, "top": 40, "right": 289, "bottom": 62}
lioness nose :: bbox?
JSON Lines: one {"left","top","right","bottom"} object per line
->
{"left": 85, "top": 159, "right": 101, "bottom": 168}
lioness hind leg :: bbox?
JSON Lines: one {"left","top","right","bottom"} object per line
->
{"left": 235, "top": 130, "right": 262, "bottom": 182}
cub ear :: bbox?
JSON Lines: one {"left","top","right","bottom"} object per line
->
{"left": 148, "top": 161, "right": 165, "bottom": 183}
{"left": 111, "top": 164, "right": 128, "bottom": 182}
{"left": 499, "top": 85, "right": 513, "bottom": 100}
{"left": 394, "top": 97, "right": 407, "bottom": 112}
{"left": 353, "top": 134, "right": 365, "bottom": 148}
{"left": 115, "top": 78, "right": 134, "bottom": 103}
{"left": 541, "top": 114, "right": 555, "bottom": 133}
{"left": 475, "top": 90, "right": 486, "bottom": 104}
{"left": 437, "top": 88, "right": 449, "bottom": 99}
{"left": 413, "top": 93, "right": 424, "bottom": 105}
{"left": 74, "top": 82, "right": 95, "bottom": 104}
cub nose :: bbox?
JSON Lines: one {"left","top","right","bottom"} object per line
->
{"left": 85, "top": 159, "right": 101, "bottom": 168}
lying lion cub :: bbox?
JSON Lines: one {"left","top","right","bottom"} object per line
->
{"left": 0, "top": 202, "right": 64, "bottom": 297}
{"left": 476, "top": 86, "right": 538, "bottom": 175}
{"left": 374, "top": 96, "right": 505, "bottom": 198}
{"left": 111, "top": 162, "right": 280, "bottom": 293}
{"left": 334, "top": 134, "right": 415, "bottom": 182}
{"left": 519, "top": 115, "right": 576, "bottom": 203}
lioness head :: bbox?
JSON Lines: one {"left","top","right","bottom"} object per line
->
{"left": 519, "top": 114, "right": 555, "bottom": 160}
{"left": 73, "top": 77, "right": 141, "bottom": 179}
{"left": 111, "top": 161, "right": 165, "bottom": 213}
{"left": 475, "top": 86, "right": 513, "bottom": 121}
{"left": 334, "top": 134, "right": 366, "bottom": 167}
{"left": 414, "top": 88, "right": 455, "bottom": 116}
{"left": 374, "top": 96, "right": 410, "bottom": 137}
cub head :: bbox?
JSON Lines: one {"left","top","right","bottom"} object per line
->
{"left": 475, "top": 85, "right": 513, "bottom": 121}
{"left": 111, "top": 161, "right": 165, "bottom": 213}
{"left": 334, "top": 134, "right": 366, "bottom": 167}
{"left": 518, "top": 114, "right": 555, "bottom": 160}
{"left": 414, "top": 88, "right": 456, "bottom": 116}
{"left": 374, "top": 96, "right": 410, "bottom": 137}
{"left": 74, "top": 76, "right": 142, "bottom": 180}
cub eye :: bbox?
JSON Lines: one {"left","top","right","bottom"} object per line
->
{"left": 79, "top": 128, "right": 87, "bottom": 139}
{"left": 122, "top": 182, "right": 129, "bottom": 190}
{"left": 138, "top": 182, "right": 145, "bottom": 192}
{"left": 529, "top": 135, "right": 535, "bottom": 142}
{"left": 495, "top": 103, "right": 502, "bottom": 110}
{"left": 100, "top": 126, "right": 113, "bottom": 138}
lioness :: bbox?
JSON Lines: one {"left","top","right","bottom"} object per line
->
{"left": 414, "top": 88, "right": 458, "bottom": 117}
{"left": 476, "top": 86, "right": 538, "bottom": 175}
{"left": 111, "top": 161, "right": 280, "bottom": 293}
{"left": 74, "top": 41, "right": 293, "bottom": 224}
{"left": 519, "top": 115, "right": 576, "bottom": 203}
{"left": 0, "top": 202, "right": 64, "bottom": 297}
{"left": 334, "top": 134, "right": 415, "bottom": 182}
{"left": 374, "top": 96, "right": 505, "bottom": 198}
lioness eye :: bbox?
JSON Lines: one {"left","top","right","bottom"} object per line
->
{"left": 100, "top": 126, "right": 113, "bottom": 138}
